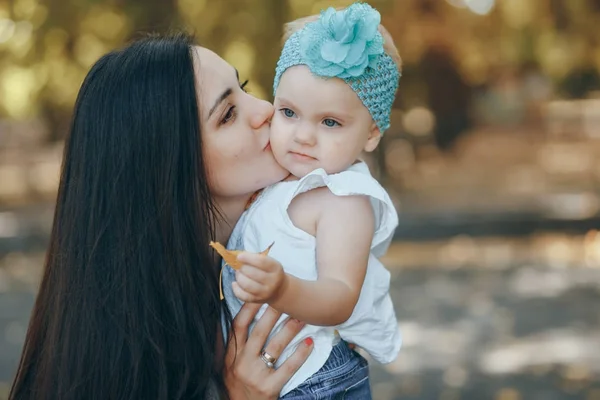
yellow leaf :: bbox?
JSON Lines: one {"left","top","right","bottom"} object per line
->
{"left": 210, "top": 241, "right": 274, "bottom": 300}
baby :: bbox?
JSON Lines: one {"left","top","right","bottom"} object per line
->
{"left": 220, "top": 3, "right": 402, "bottom": 398}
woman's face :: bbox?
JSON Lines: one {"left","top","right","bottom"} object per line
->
{"left": 193, "top": 46, "right": 288, "bottom": 199}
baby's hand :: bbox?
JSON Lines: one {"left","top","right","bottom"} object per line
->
{"left": 232, "top": 252, "right": 288, "bottom": 304}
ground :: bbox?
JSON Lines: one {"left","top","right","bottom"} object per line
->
{"left": 1, "top": 239, "right": 599, "bottom": 400}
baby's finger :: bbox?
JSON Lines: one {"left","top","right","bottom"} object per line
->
{"left": 236, "top": 252, "right": 273, "bottom": 271}
{"left": 239, "top": 264, "right": 269, "bottom": 283}
{"left": 232, "top": 282, "right": 256, "bottom": 302}
{"left": 235, "top": 271, "right": 264, "bottom": 295}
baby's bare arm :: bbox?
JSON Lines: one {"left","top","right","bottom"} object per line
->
{"left": 270, "top": 190, "right": 374, "bottom": 326}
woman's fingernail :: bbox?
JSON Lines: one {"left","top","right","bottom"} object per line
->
{"left": 304, "top": 337, "right": 313, "bottom": 346}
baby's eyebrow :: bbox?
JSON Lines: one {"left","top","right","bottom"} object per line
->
{"left": 319, "top": 109, "right": 354, "bottom": 120}
{"left": 275, "top": 96, "right": 354, "bottom": 120}
{"left": 275, "top": 96, "right": 294, "bottom": 105}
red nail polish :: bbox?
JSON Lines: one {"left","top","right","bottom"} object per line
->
{"left": 304, "top": 337, "right": 313, "bottom": 346}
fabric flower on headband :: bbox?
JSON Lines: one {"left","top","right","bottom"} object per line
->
{"left": 299, "top": 2, "right": 384, "bottom": 79}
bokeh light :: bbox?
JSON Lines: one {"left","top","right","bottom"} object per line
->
{"left": 1, "top": 2, "right": 600, "bottom": 399}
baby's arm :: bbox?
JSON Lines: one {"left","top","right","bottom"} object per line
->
{"left": 269, "top": 190, "right": 375, "bottom": 326}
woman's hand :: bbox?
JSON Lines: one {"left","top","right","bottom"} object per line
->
{"left": 224, "top": 303, "right": 313, "bottom": 399}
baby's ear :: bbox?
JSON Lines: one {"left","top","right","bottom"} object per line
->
{"left": 364, "top": 123, "right": 381, "bottom": 152}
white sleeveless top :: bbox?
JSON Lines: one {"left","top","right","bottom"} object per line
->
{"left": 221, "top": 162, "right": 402, "bottom": 396}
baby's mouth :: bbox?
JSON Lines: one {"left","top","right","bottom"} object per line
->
{"left": 290, "top": 151, "right": 317, "bottom": 160}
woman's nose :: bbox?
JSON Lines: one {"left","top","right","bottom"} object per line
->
{"left": 250, "top": 99, "right": 275, "bottom": 130}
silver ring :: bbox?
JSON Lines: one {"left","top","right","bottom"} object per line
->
{"left": 260, "top": 350, "right": 277, "bottom": 369}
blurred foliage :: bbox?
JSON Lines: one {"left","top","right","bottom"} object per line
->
{"left": 2, "top": 0, "right": 600, "bottom": 140}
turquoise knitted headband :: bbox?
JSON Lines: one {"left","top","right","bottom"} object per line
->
{"left": 273, "top": 2, "right": 401, "bottom": 133}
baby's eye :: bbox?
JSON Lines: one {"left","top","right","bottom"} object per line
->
{"left": 281, "top": 108, "right": 296, "bottom": 118}
{"left": 323, "top": 118, "right": 340, "bottom": 127}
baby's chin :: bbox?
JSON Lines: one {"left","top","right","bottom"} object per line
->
{"left": 286, "top": 162, "right": 351, "bottom": 179}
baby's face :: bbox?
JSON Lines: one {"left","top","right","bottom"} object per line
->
{"left": 270, "top": 65, "right": 381, "bottom": 178}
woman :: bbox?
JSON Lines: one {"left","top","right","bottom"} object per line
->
{"left": 9, "top": 33, "right": 313, "bottom": 400}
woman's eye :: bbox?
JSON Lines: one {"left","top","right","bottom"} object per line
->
{"left": 221, "top": 106, "right": 236, "bottom": 125}
{"left": 240, "top": 79, "right": 249, "bottom": 93}
{"left": 282, "top": 108, "right": 296, "bottom": 118}
{"left": 323, "top": 118, "right": 340, "bottom": 127}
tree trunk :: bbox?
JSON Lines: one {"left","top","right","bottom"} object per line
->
{"left": 254, "top": 0, "right": 289, "bottom": 101}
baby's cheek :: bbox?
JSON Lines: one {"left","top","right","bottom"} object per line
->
{"left": 268, "top": 130, "right": 286, "bottom": 155}
{"left": 271, "top": 143, "right": 288, "bottom": 169}
{"left": 325, "top": 141, "right": 355, "bottom": 171}
{"left": 269, "top": 117, "right": 285, "bottom": 141}
{"left": 326, "top": 137, "right": 347, "bottom": 156}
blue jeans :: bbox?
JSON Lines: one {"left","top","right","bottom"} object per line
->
{"left": 281, "top": 341, "right": 371, "bottom": 400}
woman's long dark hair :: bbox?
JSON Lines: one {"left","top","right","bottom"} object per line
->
{"left": 9, "top": 33, "right": 227, "bottom": 400}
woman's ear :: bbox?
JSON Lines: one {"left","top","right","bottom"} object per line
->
{"left": 363, "top": 123, "right": 382, "bottom": 152}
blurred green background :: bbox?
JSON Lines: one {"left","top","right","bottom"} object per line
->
{"left": 2, "top": 0, "right": 600, "bottom": 399}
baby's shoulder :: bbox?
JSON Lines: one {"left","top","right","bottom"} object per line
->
{"left": 292, "top": 185, "right": 372, "bottom": 217}
{"left": 286, "top": 186, "right": 328, "bottom": 223}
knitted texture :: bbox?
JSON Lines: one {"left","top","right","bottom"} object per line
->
{"left": 273, "top": 2, "right": 400, "bottom": 133}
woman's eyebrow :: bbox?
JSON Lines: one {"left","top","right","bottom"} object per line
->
{"left": 208, "top": 88, "right": 232, "bottom": 119}
{"left": 208, "top": 68, "right": 240, "bottom": 119}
